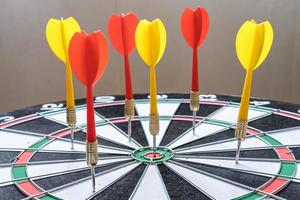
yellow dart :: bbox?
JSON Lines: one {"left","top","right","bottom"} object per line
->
{"left": 46, "top": 17, "right": 81, "bottom": 149}
{"left": 135, "top": 18, "right": 166, "bottom": 155}
{"left": 235, "top": 20, "right": 273, "bottom": 163}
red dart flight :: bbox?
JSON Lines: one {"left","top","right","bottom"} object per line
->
{"left": 69, "top": 31, "right": 109, "bottom": 142}
{"left": 107, "top": 12, "right": 138, "bottom": 100}
{"left": 181, "top": 7, "right": 209, "bottom": 92}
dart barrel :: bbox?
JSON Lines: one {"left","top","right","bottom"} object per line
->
{"left": 235, "top": 120, "right": 248, "bottom": 141}
{"left": 124, "top": 99, "right": 135, "bottom": 119}
{"left": 149, "top": 113, "right": 159, "bottom": 136}
{"left": 86, "top": 141, "right": 98, "bottom": 166}
{"left": 66, "top": 107, "right": 77, "bottom": 127}
{"left": 190, "top": 91, "right": 200, "bottom": 111}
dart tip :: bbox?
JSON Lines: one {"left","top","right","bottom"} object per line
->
{"left": 91, "top": 165, "right": 96, "bottom": 193}
{"left": 235, "top": 140, "right": 242, "bottom": 164}
{"left": 70, "top": 127, "right": 74, "bottom": 150}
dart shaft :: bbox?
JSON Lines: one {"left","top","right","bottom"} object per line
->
{"left": 124, "top": 55, "right": 134, "bottom": 100}
{"left": 238, "top": 69, "right": 253, "bottom": 121}
{"left": 191, "top": 47, "right": 199, "bottom": 92}
{"left": 86, "top": 86, "right": 96, "bottom": 142}
{"left": 149, "top": 66, "right": 158, "bottom": 115}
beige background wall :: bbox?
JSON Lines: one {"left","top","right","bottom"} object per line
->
{"left": 0, "top": 0, "right": 299, "bottom": 112}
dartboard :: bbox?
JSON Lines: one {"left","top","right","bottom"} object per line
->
{"left": 0, "top": 93, "right": 299, "bottom": 200}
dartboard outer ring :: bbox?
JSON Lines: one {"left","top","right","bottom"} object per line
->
{"left": 0, "top": 93, "right": 299, "bottom": 200}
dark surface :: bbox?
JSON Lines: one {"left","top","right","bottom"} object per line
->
{"left": 30, "top": 152, "right": 128, "bottom": 162}
{"left": 277, "top": 181, "right": 300, "bottom": 200}
{"left": 175, "top": 103, "right": 222, "bottom": 117}
{"left": 95, "top": 105, "right": 127, "bottom": 119}
{"left": 63, "top": 130, "right": 134, "bottom": 150}
{"left": 158, "top": 164, "right": 210, "bottom": 200}
{"left": 93, "top": 164, "right": 146, "bottom": 200}
{"left": 0, "top": 150, "right": 20, "bottom": 164}
{"left": 0, "top": 184, "right": 27, "bottom": 200}
{"left": 160, "top": 121, "right": 192, "bottom": 146}
{"left": 289, "top": 147, "right": 300, "bottom": 160}
{"left": 249, "top": 114, "right": 300, "bottom": 132}
{"left": 114, "top": 121, "right": 148, "bottom": 146}
{"left": 8, "top": 117, "right": 67, "bottom": 135}
{"left": 34, "top": 160, "right": 131, "bottom": 190}
{"left": 180, "top": 161, "right": 270, "bottom": 188}
{"left": 174, "top": 128, "right": 234, "bottom": 150}
{"left": 177, "top": 148, "right": 279, "bottom": 159}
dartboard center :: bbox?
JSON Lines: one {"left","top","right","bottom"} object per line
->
{"left": 131, "top": 146, "right": 174, "bottom": 164}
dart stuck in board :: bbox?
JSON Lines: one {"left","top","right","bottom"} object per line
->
{"left": 45, "top": 17, "right": 81, "bottom": 150}
{"left": 181, "top": 7, "right": 209, "bottom": 135}
{"left": 108, "top": 12, "right": 138, "bottom": 142}
{"left": 135, "top": 18, "right": 167, "bottom": 156}
{"left": 235, "top": 20, "right": 274, "bottom": 164}
{"left": 68, "top": 30, "right": 109, "bottom": 192}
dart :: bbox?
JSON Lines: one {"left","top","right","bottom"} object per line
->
{"left": 107, "top": 13, "right": 138, "bottom": 142}
{"left": 235, "top": 20, "right": 273, "bottom": 164}
{"left": 68, "top": 31, "right": 109, "bottom": 192}
{"left": 46, "top": 17, "right": 81, "bottom": 149}
{"left": 135, "top": 19, "right": 166, "bottom": 156}
{"left": 181, "top": 7, "right": 209, "bottom": 135}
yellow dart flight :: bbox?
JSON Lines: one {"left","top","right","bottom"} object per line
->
{"left": 135, "top": 18, "right": 166, "bottom": 155}
{"left": 135, "top": 19, "right": 166, "bottom": 115}
{"left": 46, "top": 17, "right": 81, "bottom": 149}
{"left": 235, "top": 20, "right": 273, "bottom": 163}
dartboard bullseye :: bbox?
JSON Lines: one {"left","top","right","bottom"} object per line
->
{"left": 0, "top": 94, "right": 299, "bottom": 200}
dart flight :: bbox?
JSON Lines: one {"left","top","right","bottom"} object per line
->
{"left": 181, "top": 7, "right": 209, "bottom": 135}
{"left": 68, "top": 30, "right": 109, "bottom": 191}
{"left": 135, "top": 18, "right": 166, "bottom": 155}
{"left": 235, "top": 20, "right": 274, "bottom": 163}
{"left": 108, "top": 12, "right": 138, "bottom": 142}
{"left": 46, "top": 17, "right": 81, "bottom": 149}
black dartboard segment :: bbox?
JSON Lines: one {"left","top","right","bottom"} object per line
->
{"left": 0, "top": 94, "right": 299, "bottom": 200}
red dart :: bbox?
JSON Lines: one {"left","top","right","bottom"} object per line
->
{"left": 69, "top": 31, "right": 109, "bottom": 142}
{"left": 181, "top": 7, "right": 209, "bottom": 92}
{"left": 107, "top": 13, "right": 138, "bottom": 100}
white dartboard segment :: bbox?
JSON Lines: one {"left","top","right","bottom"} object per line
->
{"left": 135, "top": 100, "right": 182, "bottom": 146}
{"left": 173, "top": 157, "right": 280, "bottom": 177}
{"left": 266, "top": 127, "right": 300, "bottom": 146}
{"left": 168, "top": 123, "right": 227, "bottom": 149}
{"left": 94, "top": 124, "right": 140, "bottom": 149}
{"left": 0, "top": 130, "right": 42, "bottom": 149}
{"left": 176, "top": 136, "right": 267, "bottom": 154}
{"left": 0, "top": 166, "right": 13, "bottom": 186}
{"left": 28, "top": 157, "right": 132, "bottom": 179}
{"left": 52, "top": 162, "right": 140, "bottom": 200}
{"left": 208, "top": 106, "right": 270, "bottom": 124}
{"left": 165, "top": 162, "right": 252, "bottom": 200}
{"left": 130, "top": 165, "right": 170, "bottom": 200}
{"left": 42, "top": 139, "right": 130, "bottom": 155}
{"left": 44, "top": 108, "right": 103, "bottom": 127}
